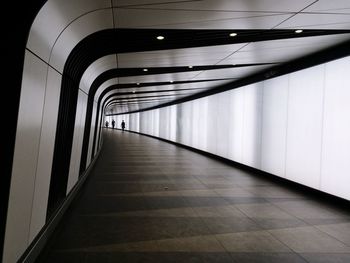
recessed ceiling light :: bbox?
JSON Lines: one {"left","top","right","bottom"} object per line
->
{"left": 229, "top": 32, "right": 238, "bottom": 37}
{"left": 136, "top": 83, "right": 140, "bottom": 85}
{"left": 170, "top": 80, "right": 174, "bottom": 83}
{"left": 132, "top": 90, "right": 136, "bottom": 93}
{"left": 143, "top": 68, "right": 148, "bottom": 72}
{"left": 157, "top": 35, "right": 165, "bottom": 40}
{"left": 295, "top": 29, "right": 303, "bottom": 34}
{"left": 188, "top": 66, "right": 193, "bottom": 68}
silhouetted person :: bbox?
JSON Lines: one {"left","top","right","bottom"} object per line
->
{"left": 112, "top": 119, "right": 115, "bottom": 129}
{"left": 121, "top": 120, "right": 126, "bottom": 131}
{"left": 105, "top": 121, "right": 109, "bottom": 128}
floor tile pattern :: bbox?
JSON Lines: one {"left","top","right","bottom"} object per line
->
{"left": 37, "top": 130, "right": 350, "bottom": 262}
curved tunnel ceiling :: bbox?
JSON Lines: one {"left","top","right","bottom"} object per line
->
{"left": 28, "top": 0, "right": 350, "bottom": 116}
{"left": 67, "top": 28, "right": 350, "bottom": 114}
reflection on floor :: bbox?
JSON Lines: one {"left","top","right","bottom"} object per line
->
{"left": 37, "top": 129, "right": 350, "bottom": 263}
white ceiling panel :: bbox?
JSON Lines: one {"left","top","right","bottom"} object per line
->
{"left": 303, "top": 0, "right": 350, "bottom": 14}
{"left": 117, "top": 43, "right": 246, "bottom": 68}
{"left": 27, "top": 0, "right": 111, "bottom": 62}
{"left": 118, "top": 71, "right": 200, "bottom": 84}
{"left": 94, "top": 79, "right": 119, "bottom": 103}
{"left": 115, "top": 8, "right": 291, "bottom": 29}
{"left": 27, "top": 0, "right": 350, "bottom": 114}
{"left": 277, "top": 13, "right": 350, "bottom": 29}
{"left": 80, "top": 55, "right": 117, "bottom": 94}
{"left": 114, "top": 0, "right": 314, "bottom": 13}
{"left": 219, "top": 34, "right": 350, "bottom": 65}
{"left": 193, "top": 65, "right": 271, "bottom": 79}
{"left": 105, "top": 92, "right": 191, "bottom": 108}
{"left": 122, "top": 80, "right": 231, "bottom": 92}
{"left": 49, "top": 9, "right": 113, "bottom": 72}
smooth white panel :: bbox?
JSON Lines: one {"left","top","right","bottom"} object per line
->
{"left": 285, "top": 65, "right": 325, "bottom": 188}
{"left": 115, "top": 0, "right": 314, "bottom": 12}
{"left": 206, "top": 96, "right": 219, "bottom": 154}
{"left": 3, "top": 52, "right": 47, "bottom": 263}
{"left": 181, "top": 103, "right": 192, "bottom": 146}
{"left": 118, "top": 44, "right": 246, "bottom": 68}
{"left": 278, "top": 13, "right": 350, "bottom": 29}
{"left": 113, "top": 0, "right": 314, "bottom": 12}
{"left": 50, "top": 9, "right": 113, "bottom": 72}
{"left": 215, "top": 92, "right": 231, "bottom": 157}
{"left": 261, "top": 76, "right": 289, "bottom": 177}
{"left": 153, "top": 109, "right": 160, "bottom": 137}
{"left": 321, "top": 57, "right": 350, "bottom": 200}
{"left": 27, "top": 0, "right": 111, "bottom": 62}
{"left": 169, "top": 105, "right": 177, "bottom": 141}
{"left": 242, "top": 83, "right": 263, "bottom": 168}
{"left": 191, "top": 100, "right": 200, "bottom": 149}
{"left": 228, "top": 88, "right": 244, "bottom": 163}
{"left": 221, "top": 35, "right": 350, "bottom": 66}
{"left": 29, "top": 68, "right": 62, "bottom": 241}
{"left": 115, "top": 7, "right": 290, "bottom": 29}
{"left": 197, "top": 97, "right": 209, "bottom": 151}
{"left": 80, "top": 55, "right": 117, "bottom": 94}
{"left": 159, "top": 107, "right": 168, "bottom": 139}
{"left": 305, "top": 0, "right": 350, "bottom": 13}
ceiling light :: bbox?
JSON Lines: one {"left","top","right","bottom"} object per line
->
{"left": 295, "top": 29, "right": 303, "bottom": 34}
{"left": 136, "top": 83, "right": 140, "bottom": 85}
{"left": 188, "top": 66, "right": 193, "bottom": 68}
{"left": 229, "top": 32, "right": 238, "bottom": 37}
{"left": 132, "top": 90, "right": 136, "bottom": 93}
{"left": 157, "top": 35, "right": 165, "bottom": 40}
{"left": 170, "top": 80, "right": 174, "bottom": 83}
{"left": 143, "top": 68, "right": 148, "bottom": 72}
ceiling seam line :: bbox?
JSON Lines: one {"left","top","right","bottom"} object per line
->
{"left": 271, "top": 0, "right": 320, "bottom": 29}
{"left": 26, "top": 48, "right": 63, "bottom": 76}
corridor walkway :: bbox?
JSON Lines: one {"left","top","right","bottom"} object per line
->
{"left": 38, "top": 130, "right": 350, "bottom": 263}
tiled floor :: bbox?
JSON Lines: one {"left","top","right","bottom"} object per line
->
{"left": 37, "top": 130, "right": 350, "bottom": 262}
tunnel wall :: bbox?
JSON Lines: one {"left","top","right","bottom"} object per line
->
{"left": 3, "top": 50, "right": 97, "bottom": 262}
{"left": 109, "top": 56, "right": 350, "bottom": 201}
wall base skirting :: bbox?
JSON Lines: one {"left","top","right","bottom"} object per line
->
{"left": 18, "top": 145, "right": 103, "bottom": 263}
{"left": 120, "top": 128, "right": 350, "bottom": 207}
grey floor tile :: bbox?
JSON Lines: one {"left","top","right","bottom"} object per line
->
{"left": 202, "top": 217, "right": 261, "bottom": 234}
{"left": 316, "top": 223, "right": 350, "bottom": 246}
{"left": 37, "top": 131, "right": 350, "bottom": 263}
{"left": 216, "top": 230, "right": 292, "bottom": 252}
{"left": 300, "top": 253, "right": 350, "bottom": 263}
{"left": 229, "top": 252, "right": 307, "bottom": 263}
{"left": 269, "top": 226, "right": 350, "bottom": 253}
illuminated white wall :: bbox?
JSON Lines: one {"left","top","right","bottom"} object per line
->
{"left": 120, "top": 56, "right": 350, "bottom": 201}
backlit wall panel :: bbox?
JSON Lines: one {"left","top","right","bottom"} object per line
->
{"left": 228, "top": 88, "right": 244, "bottom": 163}
{"left": 321, "top": 58, "right": 350, "bottom": 200}
{"left": 261, "top": 76, "right": 289, "bottom": 177}
{"left": 169, "top": 105, "right": 177, "bottom": 141}
{"left": 285, "top": 65, "right": 325, "bottom": 189}
{"left": 242, "top": 83, "right": 263, "bottom": 168}
{"left": 111, "top": 56, "right": 350, "bottom": 201}
{"left": 215, "top": 92, "right": 231, "bottom": 158}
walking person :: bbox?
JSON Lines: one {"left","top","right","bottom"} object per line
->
{"left": 105, "top": 120, "right": 109, "bottom": 128}
{"left": 112, "top": 119, "right": 115, "bottom": 129}
{"left": 121, "top": 120, "right": 126, "bottom": 131}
